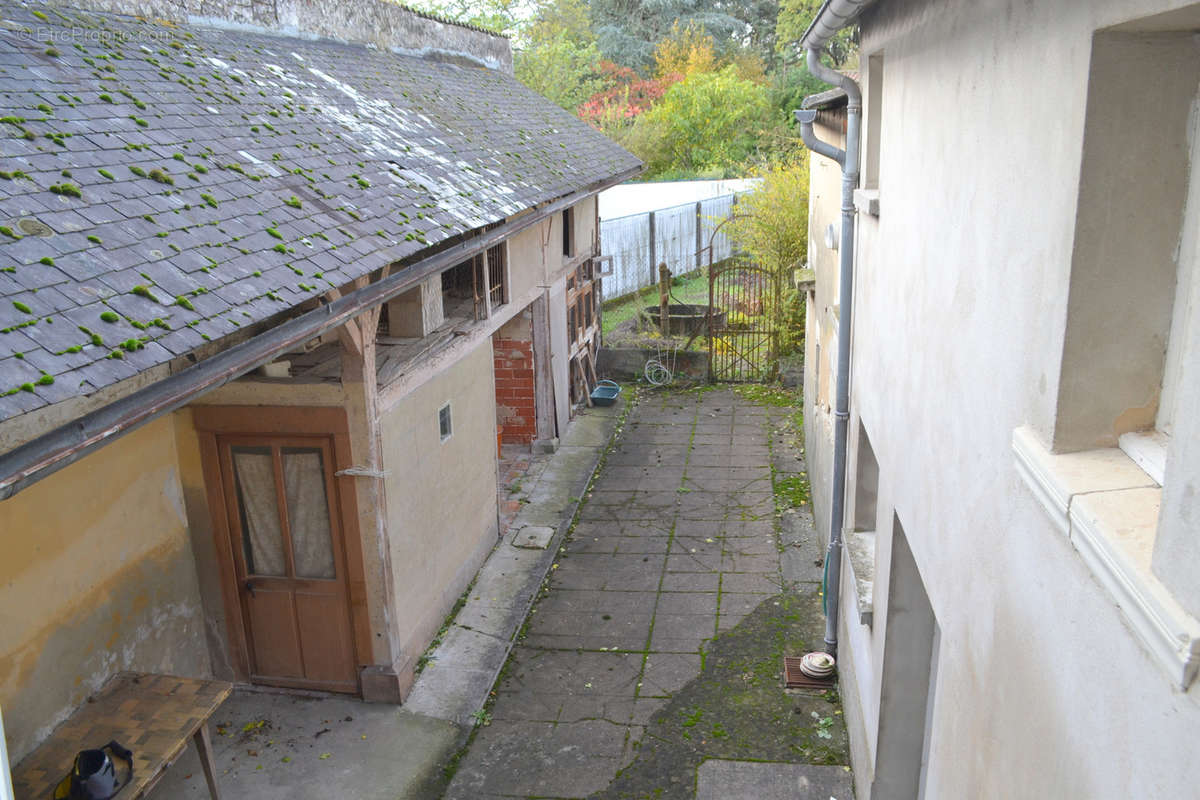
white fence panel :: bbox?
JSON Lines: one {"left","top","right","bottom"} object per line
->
{"left": 599, "top": 192, "right": 743, "bottom": 302}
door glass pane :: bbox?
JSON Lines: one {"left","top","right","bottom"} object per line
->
{"left": 282, "top": 448, "right": 336, "bottom": 580}
{"left": 231, "top": 447, "right": 286, "bottom": 577}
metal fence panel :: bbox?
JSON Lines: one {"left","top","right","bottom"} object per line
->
{"left": 599, "top": 192, "right": 743, "bottom": 302}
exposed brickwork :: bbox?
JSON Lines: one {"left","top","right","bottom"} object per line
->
{"left": 493, "top": 338, "right": 536, "bottom": 444}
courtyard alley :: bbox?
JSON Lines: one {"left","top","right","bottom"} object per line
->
{"left": 440, "top": 386, "right": 853, "bottom": 799}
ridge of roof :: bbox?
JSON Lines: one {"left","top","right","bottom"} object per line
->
{"left": 383, "top": 0, "right": 510, "bottom": 40}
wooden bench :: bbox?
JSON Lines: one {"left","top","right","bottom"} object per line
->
{"left": 12, "top": 673, "right": 231, "bottom": 800}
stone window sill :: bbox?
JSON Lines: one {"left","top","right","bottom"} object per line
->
{"left": 1012, "top": 425, "right": 1200, "bottom": 689}
{"left": 845, "top": 530, "right": 876, "bottom": 627}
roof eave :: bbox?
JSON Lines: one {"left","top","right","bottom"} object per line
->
{"left": 800, "top": 0, "right": 883, "bottom": 51}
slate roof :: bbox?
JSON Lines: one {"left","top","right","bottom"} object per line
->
{"left": 0, "top": 3, "right": 640, "bottom": 424}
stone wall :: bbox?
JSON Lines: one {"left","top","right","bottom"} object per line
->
{"left": 50, "top": 0, "right": 513, "bottom": 71}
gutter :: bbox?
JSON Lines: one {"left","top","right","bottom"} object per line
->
{"left": 0, "top": 165, "right": 642, "bottom": 500}
{"left": 799, "top": 0, "right": 877, "bottom": 51}
{"left": 792, "top": 0, "right": 877, "bottom": 656}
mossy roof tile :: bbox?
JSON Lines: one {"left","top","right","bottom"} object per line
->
{"left": 0, "top": 3, "right": 640, "bottom": 419}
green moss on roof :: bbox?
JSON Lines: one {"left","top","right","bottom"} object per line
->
{"left": 49, "top": 182, "right": 82, "bottom": 198}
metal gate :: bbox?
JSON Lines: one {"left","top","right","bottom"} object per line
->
{"left": 708, "top": 256, "right": 780, "bottom": 382}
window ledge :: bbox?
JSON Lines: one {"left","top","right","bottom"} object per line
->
{"left": 854, "top": 188, "right": 879, "bottom": 217}
{"left": 1118, "top": 430, "right": 1167, "bottom": 485}
{"left": 1012, "top": 425, "right": 1200, "bottom": 690}
{"left": 845, "top": 530, "right": 876, "bottom": 627}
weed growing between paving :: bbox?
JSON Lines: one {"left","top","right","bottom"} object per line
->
{"left": 589, "top": 591, "right": 849, "bottom": 800}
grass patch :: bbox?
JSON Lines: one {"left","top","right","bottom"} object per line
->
{"left": 602, "top": 268, "right": 710, "bottom": 339}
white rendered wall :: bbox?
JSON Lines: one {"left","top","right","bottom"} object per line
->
{"left": 806, "top": 0, "right": 1200, "bottom": 797}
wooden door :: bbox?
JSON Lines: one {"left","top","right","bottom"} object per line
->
{"left": 216, "top": 435, "right": 358, "bottom": 693}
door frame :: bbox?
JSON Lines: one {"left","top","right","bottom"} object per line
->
{"left": 194, "top": 405, "right": 373, "bottom": 692}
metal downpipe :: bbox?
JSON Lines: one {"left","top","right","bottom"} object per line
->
{"left": 796, "top": 45, "right": 861, "bottom": 656}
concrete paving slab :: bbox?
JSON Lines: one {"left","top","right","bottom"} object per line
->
{"left": 720, "top": 572, "right": 784, "bottom": 594}
{"left": 667, "top": 550, "right": 723, "bottom": 572}
{"left": 648, "top": 630, "right": 712, "bottom": 653}
{"left": 661, "top": 571, "right": 721, "bottom": 592}
{"left": 488, "top": 689, "right": 565, "bottom": 722}
{"left": 526, "top": 610, "right": 653, "bottom": 648}
{"left": 640, "top": 653, "right": 703, "bottom": 696}
{"left": 651, "top": 612, "right": 719, "bottom": 639}
{"left": 655, "top": 591, "right": 720, "bottom": 616}
{"left": 725, "top": 536, "right": 782, "bottom": 555}
{"left": 444, "top": 719, "right": 627, "bottom": 798}
{"left": 723, "top": 518, "right": 778, "bottom": 537}
{"left": 147, "top": 690, "right": 459, "bottom": 800}
{"left": 780, "top": 506, "right": 826, "bottom": 585}
{"left": 718, "top": 592, "right": 773, "bottom": 617}
{"left": 579, "top": 503, "right": 672, "bottom": 522}
{"left": 556, "top": 693, "right": 639, "bottom": 724}
{"left": 533, "top": 588, "right": 660, "bottom": 614}
{"left": 723, "top": 552, "right": 784, "bottom": 573}
{"left": 510, "top": 524, "right": 555, "bottom": 548}
{"left": 673, "top": 519, "right": 724, "bottom": 538}
{"left": 500, "top": 649, "right": 645, "bottom": 694}
{"left": 612, "top": 536, "right": 673, "bottom": 554}
{"left": 695, "top": 760, "right": 855, "bottom": 800}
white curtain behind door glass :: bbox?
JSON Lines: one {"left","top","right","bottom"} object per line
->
{"left": 232, "top": 450, "right": 286, "bottom": 576}
{"left": 283, "top": 450, "right": 336, "bottom": 579}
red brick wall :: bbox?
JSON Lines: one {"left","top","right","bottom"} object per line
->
{"left": 493, "top": 337, "right": 536, "bottom": 443}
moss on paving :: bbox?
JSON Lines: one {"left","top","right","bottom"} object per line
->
{"left": 589, "top": 590, "right": 849, "bottom": 800}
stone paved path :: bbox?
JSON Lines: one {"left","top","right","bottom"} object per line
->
{"left": 443, "top": 387, "right": 799, "bottom": 800}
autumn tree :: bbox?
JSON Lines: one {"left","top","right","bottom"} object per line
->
{"left": 514, "top": 0, "right": 605, "bottom": 111}
{"left": 588, "top": 0, "right": 745, "bottom": 73}
{"left": 653, "top": 21, "right": 719, "bottom": 79}
{"left": 728, "top": 151, "right": 810, "bottom": 277}
{"left": 578, "top": 61, "right": 679, "bottom": 134}
{"left": 626, "top": 65, "right": 774, "bottom": 178}
{"left": 775, "top": 0, "right": 858, "bottom": 67}
{"left": 727, "top": 150, "right": 811, "bottom": 353}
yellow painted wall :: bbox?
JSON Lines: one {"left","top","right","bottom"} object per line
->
{"left": 0, "top": 416, "right": 210, "bottom": 761}
{"left": 379, "top": 340, "right": 499, "bottom": 673}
